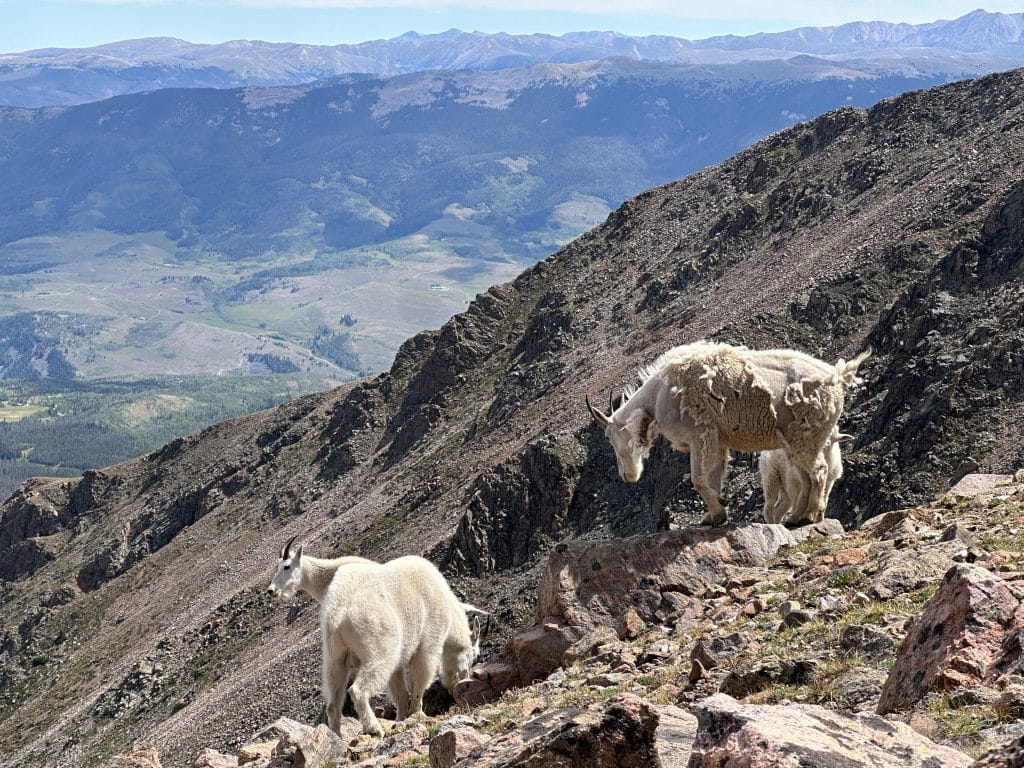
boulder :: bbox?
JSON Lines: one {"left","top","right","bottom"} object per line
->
{"left": 616, "top": 606, "right": 646, "bottom": 640}
{"left": 690, "top": 693, "right": 973, "bottom": 767}
{"left": 237, "top": 740, "right": 276, "bottom": 764}
{"left": 948, "top": 474, "right": 1018, "bottom": 498}
{"left": 371, "top": 722, "right": 429, "bottom": 759}
{"left": 453, "top": 693, "right": 660, "bottom": 767}
{"left": 291, "top": 724, "right": 356, "bottom": 768}
{"left": 505, "top": 622, "right": 584, "bottom": 685}
{"left": 453, "top": 661, "right": 520, "bottom": 706}
{"left": 878, "top": 564, "right": 1024, "bottom": 713}
{"left": 973, "top": 733, "right": 1024, "bottom": 767}
{"left": 840, "top": 624, "right": 897, "bottom": 661}
{"left": 251, "top": 716, "right": 314, "bottom": 745}
{"left": 191, "top": 749, "right": 238, "bottom": 768}
{"left": 429, "top": 726, "right": 489, "bottom": 768}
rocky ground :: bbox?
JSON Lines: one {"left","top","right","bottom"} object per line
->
{"left": 103, "top": 471, "right": 1024, "bottom": 767}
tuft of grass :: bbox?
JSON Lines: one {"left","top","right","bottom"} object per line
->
{"left": 825, "top": 569, "right": 868, "bottom": 591}
{"left": 396, "top": 756, "right": 429, "bottom": 767}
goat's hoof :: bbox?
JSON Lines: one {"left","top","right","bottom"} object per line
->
{"left": 700, "top": 511, "right": 728, "bottom": 526}
{"left": 362, "top": 722, "right": 386, "bottom": 738}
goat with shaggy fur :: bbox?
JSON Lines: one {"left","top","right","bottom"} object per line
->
{"left": 588, "top": 341, "right": 868, "bottom": 526}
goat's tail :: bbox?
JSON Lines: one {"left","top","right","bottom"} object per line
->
{"left": 834, "top": 349, "right": 871, "bottom": 389}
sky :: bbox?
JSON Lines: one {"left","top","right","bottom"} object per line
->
{"left": 1, "top": 1, "right": 1021, "bottom": 54}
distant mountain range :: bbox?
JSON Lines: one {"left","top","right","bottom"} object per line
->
{"left": 4, "top": 8, "right": 1024, "bottom": 384}
{"left": 1, "top": 9, "right": 1023, "bottom": 107}
{"left": 1, "top": 58, "right": 984, "bottom": 260}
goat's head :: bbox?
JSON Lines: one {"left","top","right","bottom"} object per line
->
{"left": 586, "top": 394, "right": 653, "bottom": 483}
{"left": 442, "top": 603, "right": 490, "bottom": 692}
{"left": 267, "top": 535, "right": 303, "bottom": 600}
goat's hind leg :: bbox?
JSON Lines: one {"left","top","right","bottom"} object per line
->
{"left": 388, "top": 669, "right": 410, "bottom": 720}
{"left": 322, "top": 639, "right": 353, "bottom": 735}
{"left": 349, "top": 659, "right": 395, "bottom": 737}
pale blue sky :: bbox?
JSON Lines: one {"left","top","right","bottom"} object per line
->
{"left": 1, "top": 1, "right": 1020, "bottom": 54}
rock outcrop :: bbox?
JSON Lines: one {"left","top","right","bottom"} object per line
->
{"left": 690, "top": 693, "right": 974, "bottom": 767}
{"left": 878, "top": 562, "right": 1024, "bottom": 713}
{"left": 119, "top": 474, "right": 1024, "bottom": 768}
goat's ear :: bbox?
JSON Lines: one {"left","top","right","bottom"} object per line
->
{"left": 611, "top": 392, "right": 624, "bottom": 412}
{"left": 294, "top": 543, "right": 303, "bottom": 561}
{"left": 471, "top": 613, "right": 492, "bottom": 642}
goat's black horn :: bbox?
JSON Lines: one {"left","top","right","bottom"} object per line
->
{"left": 282, "top": 534, "right": 298, "bottom": 559}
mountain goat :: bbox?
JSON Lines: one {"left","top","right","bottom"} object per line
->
{"left": 267, "top": 537, "right": 484, "bottom": 737}
{"left": 760, "top": 429, "right": 853, "bottom": 525}
{"left": 587, "top": 341, "right": 868, "bottom": 526}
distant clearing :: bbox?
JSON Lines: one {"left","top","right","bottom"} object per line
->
{"left": 0, "top": 229, "right": 523, "bottom": 378}
{"left": 0, "top": 404, "right": 45, "bottom": 421}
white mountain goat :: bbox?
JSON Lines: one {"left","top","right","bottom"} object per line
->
{"left": 587, "top": 341, "right": 868, "bottom": 526}
{"left": 760, "top": 429, "right": 853, "bottom": 525}
{"left": 267, "top": 537, "right": 485, "bottom": 737}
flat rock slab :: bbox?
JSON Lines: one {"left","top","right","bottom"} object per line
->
{"left": 539, "top": 521, "right": 842, "bottom": 628}
{"left": 690, "top": 693, "right": 973, "bottom": 767}
{"left": 948, "top": 473, "right": 1019, "bottom": 498}
{"left": 652, "top": 704, "right": 697, "bottom": 768}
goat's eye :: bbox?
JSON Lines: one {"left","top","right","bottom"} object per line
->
{"left": 283, "top": 565, "right": 290, "bottom": 571}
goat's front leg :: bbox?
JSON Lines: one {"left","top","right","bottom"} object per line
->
{"left": 787, "top": 450, "right": 827, "bottom": 524}
{"left": 406, "top": 650, "right": 438, "bottom": 718}
{"left": 692, "top": 430, "right": 728, "bottom": 526}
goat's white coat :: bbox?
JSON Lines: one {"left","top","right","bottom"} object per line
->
{"left": 267, "top": 543, "right": 478, "bottom": 737}
{"left": 589, "top": 341, "right": 868, "bottom": 525}
{"left": 761, "top": 430, "right": 852, "bottom": 525}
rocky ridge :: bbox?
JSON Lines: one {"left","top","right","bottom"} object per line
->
{"left": 106, "top": 473, "right": 1024, "bottom": 766}
{"left": 1, "top": 68, "right": 1024, "bottom": 764}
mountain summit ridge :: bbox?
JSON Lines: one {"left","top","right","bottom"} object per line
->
{"left": 2, "top": 10, "right": 1024, "bottom": 107}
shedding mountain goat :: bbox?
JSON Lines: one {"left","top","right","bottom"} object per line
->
{"left": 267, "top": 537, "right": 485, "bottom": 737}
{"left": 587, "top": 341, "right": 868, "bottom": 526}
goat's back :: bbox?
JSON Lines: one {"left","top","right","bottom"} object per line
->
{"left": 321, "top": 556, "right": 455, "bottom": 662}
{"left": 657, "top": 343, "right": 847, "bottom": 452}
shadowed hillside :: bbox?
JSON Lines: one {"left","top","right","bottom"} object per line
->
{"left": 0, "top": 67, "right": 1022, "bottom": 765}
